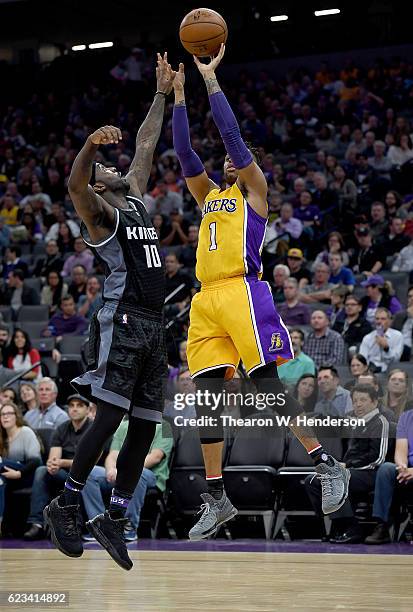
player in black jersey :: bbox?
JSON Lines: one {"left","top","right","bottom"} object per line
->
{"left": 43, "top": 53, "right": 175, "bottom": 571}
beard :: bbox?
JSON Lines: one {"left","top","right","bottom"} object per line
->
{"left": 224, "top": 171, "right": 238, "bottom": 185}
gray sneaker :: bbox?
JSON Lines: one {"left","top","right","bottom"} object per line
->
{"left": 315, "top": 457, "right": 351, "bottom": 515}
{"left": 189, "top": 492, "right": 238, "bottom": 541}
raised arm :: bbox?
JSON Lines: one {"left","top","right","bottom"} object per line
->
{"left": 194, "top": 45, "right": 268, "bottom": 218}
{"left": 126, "top": 52, "right": 175, "bottom": 197}
{"left": 172, "top": 63, "right": 218, "bottom": 208}
{"left": 68, "top": 126, "right": 121, "bottom": 239}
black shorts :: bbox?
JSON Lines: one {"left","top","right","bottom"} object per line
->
{"left": 72, "top": 302, "right": 167, "bottom": 422}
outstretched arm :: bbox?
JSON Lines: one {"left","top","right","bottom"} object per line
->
{"left": 126, "top": 52, "right": 175, "bottom": 197}
{"left": 68, "top": 126, "right": 121, "bottom": 234}
{"left": 194, "top": 45, "right": 268, "bottom": 218}
{"left": 172, "top": 63, "right": 218, "bottom": 208}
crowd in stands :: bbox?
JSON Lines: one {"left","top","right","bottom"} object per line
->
{"left": 1, "top": 49, "right": 413, "bottom": 543}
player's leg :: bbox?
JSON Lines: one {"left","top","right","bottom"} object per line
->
{"left": 229, "top": 278, "right": 350, "bottom": 514}
{"left": 43, "top": 400, "right": 125, "bottom": 558}
{"left": 86, "top": 416, "right": 156, "bottom": 570}
{"left": 188, "top": 367, "right": 238, "bottom": 541}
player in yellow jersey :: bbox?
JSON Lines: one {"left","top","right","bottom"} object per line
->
{"left": 172, "top": 45, "right": 349, "bottom": 540}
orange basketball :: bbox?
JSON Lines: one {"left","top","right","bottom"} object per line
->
{"left": 179, "top": 8, "right": 228, "bottom": 57}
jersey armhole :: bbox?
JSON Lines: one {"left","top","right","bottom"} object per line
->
{"left": 81, "top": 207, "right": 120, "bottom": 248}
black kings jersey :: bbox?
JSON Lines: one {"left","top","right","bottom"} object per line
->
{"left": 81, "top": 195, "right": 165, "bottom": 313}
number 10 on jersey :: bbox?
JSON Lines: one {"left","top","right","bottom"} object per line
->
{"left": 143, "top": 244, "right": 162, "bottom": 268}
{"left": 209, "top": 222, "right": 218, "bottom": 251}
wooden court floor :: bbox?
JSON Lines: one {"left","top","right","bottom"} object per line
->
{"left": 1, "top": 549, "right": 413, "bottom": 612}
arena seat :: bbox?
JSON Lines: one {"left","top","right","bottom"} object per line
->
{"left": 59, "top": 335, "right": 86, "bottom": 355}
{"left": 23, "top": 278, "right": 42, "bottom": 294}
{"left": 17, "top": 305, "right": 49, "bottom": 322}
{"left": 168, "top": 430, "right": 207, "bottom": 516}
{"left": 0, "top": 306, "right": 12, "bottom": 322}
{"left": 381, "top": 271, "right": 409, "bottom": 302}
{"left": 223, "top": 417, "right": 286, "bottom": 538}
{"left": 18, "top": 321, "right": 47, "bottom": 338}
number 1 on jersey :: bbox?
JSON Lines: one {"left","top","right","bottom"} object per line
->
{"left": 143, "top": 244, "right": 162, "bottom": 268}
{"left": 209, "top": 222, "right": 218, "bottom": 251}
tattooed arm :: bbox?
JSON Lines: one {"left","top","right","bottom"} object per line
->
{"left": 126, "top": 52, "right": 174, "bottom": 198}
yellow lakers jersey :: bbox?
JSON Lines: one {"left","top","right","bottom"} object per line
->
{"left": 196, "top": 183, "right": 267, "bottom": 284}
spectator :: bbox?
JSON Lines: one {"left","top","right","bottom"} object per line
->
{"left": 306, "top": 384, "right": 389, "bottom": 543}
{"left": 392, "top": 286, "right": 413, "bottom": 360}
{"left": 23, "top": 394, "right": 92, "bottom": 540}
{"left": 344, "top": 354, "right": 370, "bottom": 389}
{"left": 369, "top": 202, "right": 388, "bottom": 240}
{"left": 0, "top": 269, "right": 40, "bottom": 311}
{"left": 161, "top": 209, "right": 189, "bottom": 247}
{"left": 286, "top": 248, "right": 312, "bottom": 289}
{"left": 328, "top": 253, "right": 355, "bottom": 289}
{"left": 152, "top": 213, "right": 171, "bottom": 243}
{"left": 40, "top": 271, "right": 68, "bottom": 314}
{"left": 312, "top": 172, "right": 338, "bottom": 212}
{"left": 0, "top": 218, "right": 11, "bottom": 250}
{"left": 391, "top": 238, "right": 413, "bottom": 275}
{"left": 78, "top": 276, "right": 103, "bottom": 320}
{"left": 0, "top": 193, "right": 19, "bottom": 226}
{"left": 2, "top": 246, "right": 28, "bottom": 278}
{"left": 0, "top": 402, "right": 42, "bottom": 534}
{"left": 146, "top": 183, "right": 183, "bottom": 217}
{"left": 43, "top": 295, "right": 88, "bottom": 340}
{"left": 0, "top": 387, "right": 18, "bottom": 405}
{"left": 304, "top": 310, "right": 346, "bottom": 367}
{"left": 24, "top": 378, "right": 68, "bottom": 430}
{"left": 278, "top": 328, "right": 315, "bottom": 386}
{"left": 293, "top": 373, "right": 318, "bottom": 413}
{"left": 81, "top": 418, "right": 173, "bottom": 541}
{"left": 314, "top": 366, "right": 352, "bottom": 417}
{"left": 165, "top": 253, "right": 195, "bottom": 306}
{"left": 32, "top": 240, "right": 64, "bottom": 279}
{"left": 19, "top": 382, "right": 39, "bottom": 415}
{"left": 365, "top": 407, "right": 413, "bottom": 545}
{"left": 61, "top": 236, "right": 94, "bottom": 278}
{"left": 271, "top": 264, "right": 290, "bottom": 304}
{"left": 67, "top": 265, "right": 87, "bottom": 304}
{"left": 179, "top": 225, "right": 199, "bottom": 269}
{"left": 387, "top": 133, "right": 413, "bottom": 167}
{"left": 376, "top": 217, "right": 410, "bottom": 258}
{"left": 359, "top": 307, "right": 404, "bottom": 373}
{"left": 368, "top": 140, "right": 393, "bottom": 181}
{"left": 312, "top": 232, "right": 350, "bottom": 270}
{"left": 56, "top": 221, "right": 76, "bottom": 255}
{"left": 5, "top": 328, "right": 42, "bottom": 382}
{"left": 381, "top": 369, "right": 413, "bottom": 422}
{"left": 299, "top": 263, "right": 333, "bottom": 304}
{"left": 278, "top": 279, "right": 311, "bottom": 326}
{"left": 327, "top": 285, "right": 349, "bottom": 327}
{"left": 333, "top": 295, "right": 372, "bottom": 351}
{"left": 384, "top": 190, "right": 404, "bottom": 220}
{"left": 331, "top": 165, "right": 358, "bottom": 209}
{"left": 350, "top": 227, "right": 384, "bottom": 276}
{"left": 293, "top": 191, "right": 320, "bottom": 228}
{"left": 268, "top": 203, "right": 303, "bottom": 243}
{"left": 360, "top": 275, "right": 402, "bottom": 324}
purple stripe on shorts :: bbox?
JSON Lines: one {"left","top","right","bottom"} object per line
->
{"left": 245, "top": 278, "right": 294, "bottom": 369}
{"left": 245, "top": 202, "right": 266, "bottom": 275}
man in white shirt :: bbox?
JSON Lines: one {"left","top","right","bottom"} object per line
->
{"left": 359, "top": 308, "right": 404, "bottom": 372}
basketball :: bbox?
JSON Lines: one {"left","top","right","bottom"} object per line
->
{"left": 179, "top": 8, "right": 228, "bottom": 57}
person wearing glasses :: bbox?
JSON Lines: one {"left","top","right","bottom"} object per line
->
{"left": 333, "top": 295, "right": 372, "bottom": 352}
{"left": 0, "top": 402, "right": 41, "bottom": 535}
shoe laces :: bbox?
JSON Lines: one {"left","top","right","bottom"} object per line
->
{"left": 60, "top": 506, "right": 80, "bottom": 537}
{"left": 310, "top": 472, "right": 340, "bottom": 497}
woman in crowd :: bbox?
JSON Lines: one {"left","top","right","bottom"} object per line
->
{"left": 0, "top": 402, "right": 42, "bottom": 535}
{"left": 0, "top": 387, "right": 19, "bottom": 406}
{"left": 387, "top": 133, "right": 413, "bottom": 167}
{"left": 384, "top": 190, "right": 406, "bottom": 219}
{"left": 5, "top": 329, "right": 42, "bottom": 382}
{"left": 360, "top": 275, "right": 402, "bottom": 324}
{"left": 312, "top": 231, "right": 350, "bottom": 270}
{"left": 381, "top": 369, "right": 413, "bottom": 421}
{"left": 344, "top": 354, "right": 370, "bottom": 390}
{"left": 294, "top": 374, "right": 318, "bottom": 413}
{"left": 331, "top": 165, "right": 358, "bottom": 209}
{"left": 41, "top": 270, "right": 68, "bottom": 314}
{"left": 19, "top": 383, "right": 39, "bottom": 415}
{"left": 56, "top": 221, "right": 75, "bottom": 255}
{"left": 327, "top": 286, "right": 349, "bottom": 327}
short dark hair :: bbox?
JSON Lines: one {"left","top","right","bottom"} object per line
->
{"left": 60, "top": 295, "right": 74, "bottom": 305}
{"left": 9, "top": 245, "right": 21, "bottom": 257}
{"left": 0, "top": 324, "right": 10, "bottom": 334}
{"left": 11, "top": 269, "right": 25, "bottom": 282}
{"left": 351, "top": 383, "right": 378, "bottom": 402}
{"left": 408, "top": 286, "right": 413, "bottom": 296}
{"left": 318, "top": 365, "right": 339, "bottom": 378}
{"left": 290, "top": 328, "right": 304, "bottom": 342}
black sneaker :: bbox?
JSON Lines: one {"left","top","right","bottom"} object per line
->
{"left": 365, "top": 523, "right": 391, "bottom": 545}
{"left": 86, "top": 511, "right": 133, "bottom": 571}
{"left": 23, "top": 524, "right": 45, "bottom": 541}
{"left": 43, "top": 497, "right": 83, "bottom": 558}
